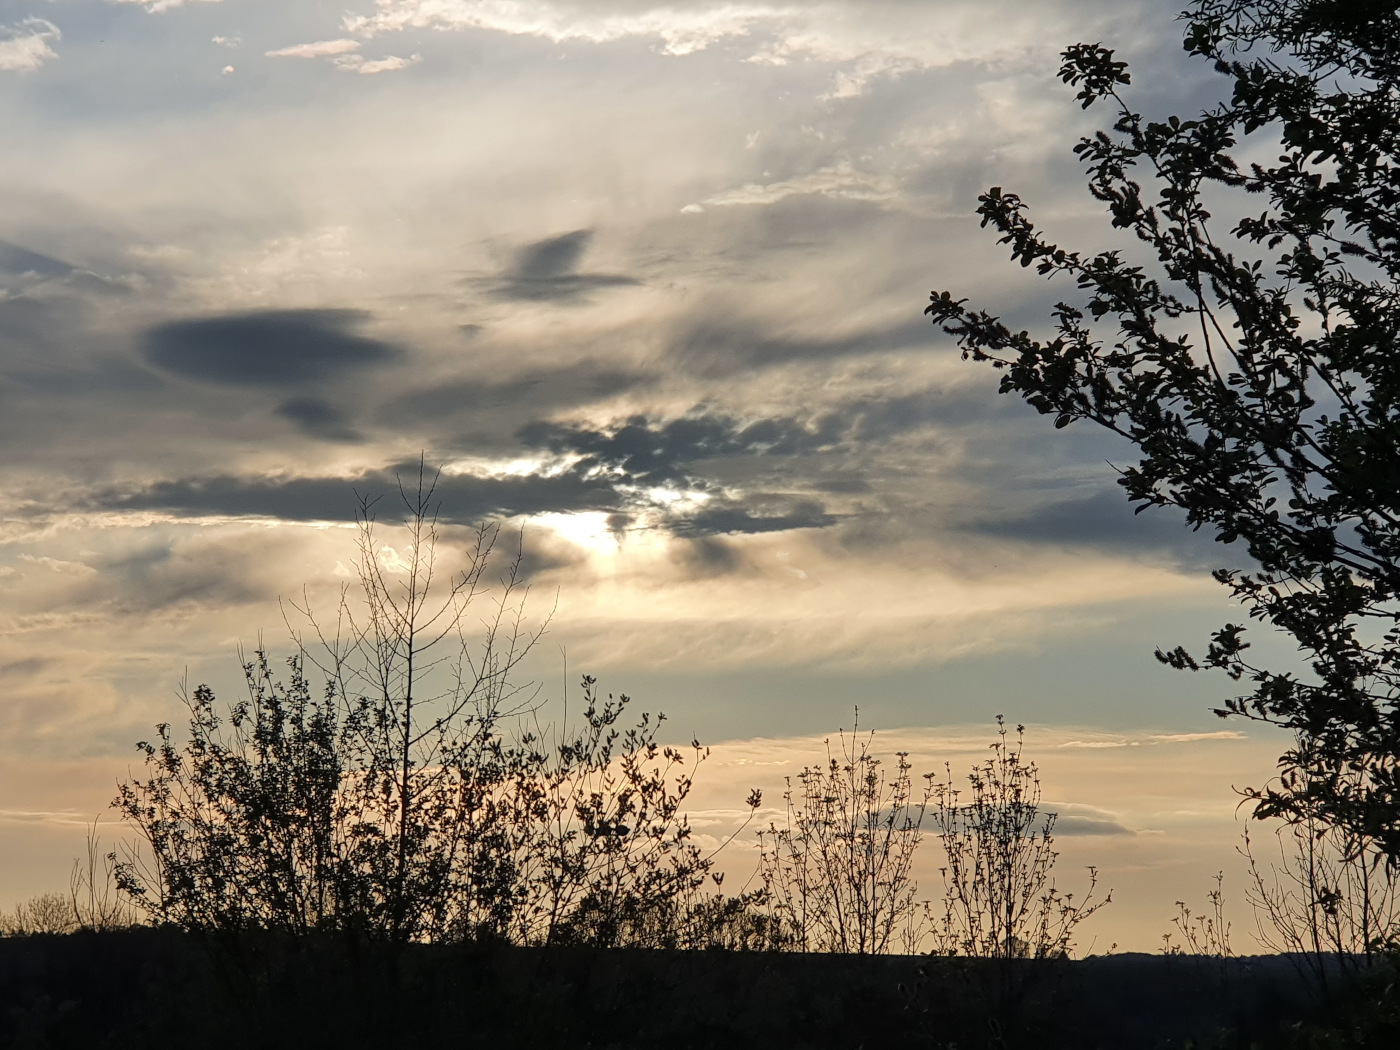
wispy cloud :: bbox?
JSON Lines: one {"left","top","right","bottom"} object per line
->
{"left": 107, "top": 0, "right": 221, "bottom": 11}
{"left": 338, "top": 53, "right": 422, "bottom": 74}
{"left": 1057, "top": 730, "right": 1250, "bottom": 749}
{"left": 682, "top": 162, "right": 899, "bottom": 213}
{"left": 1150, "top": 731, "right": 1248, "bottom": 744}
{"left": 339, "top": 0, "right": 1089, "bottom": 97}
{"left": 109, "top": 0, "right": 223, "bottom": 12}
{"left": 266, "top": 37, "right": 421, "bottom": 74}
{"left": 266, "top": 39, "right": 363, "bottom": 59}
{"left": 343, "top": 0, "right": 775, "bottom": 56}
{"left": 0, "top": 19, "right": 60, "bottom": 73}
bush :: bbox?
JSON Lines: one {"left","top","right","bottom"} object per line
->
{"left": 0, "top": 892, "right": 79, "bottom": 937}
{"left": 756, "top": 714, "right": 932, "bottom": 954}
{"left": 930, "top": 716, "right": 1109, "bottom": 961}
{"left": 113, "top": 468, "right": 745, "bottom": 945}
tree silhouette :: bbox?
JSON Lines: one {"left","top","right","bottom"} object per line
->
{"left": 928, "top": 0, "right": 1400, "bottom": 865}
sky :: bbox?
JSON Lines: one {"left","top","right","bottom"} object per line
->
{"left": 0, "top": 0, "right": 1300, "bottom": 951}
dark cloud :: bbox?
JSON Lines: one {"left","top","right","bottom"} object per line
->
{"left": 381, "top": 364, "right": 649, "bottom": 424}
{"left": 276, "top": 397, "right": 363, "bottom": 442}
{"left": 513, "top": 388, "right": 988, "bottom": 488}
{"left": 512, "top": 531, "right": 593, "bottom": 579}
{"left": 971, "top": 489, "right": 1221, "bottom": 567}
{"left": 491, "top": 230, "right": 639, "bottom": 302}
{"left": 519, "top": 230, "right": 590, "bottom": 281}
{"left": 0, "top": 241, "right": 73, "bottom": 281}
{"left": 1046, "top": 803, "right": 1135, "bottom": 837}
{"left": 812, "top": 475, "right": 871, "bottom": 494}
{"left": 671, "top": 316, "right": 935, "bottom": 375}
{"left": 671, "top": 536, "right": 745, "bottom": 577}
{"left": 144, "top": 309, "right": 402, "bottom": 387}
{"left": 0, "top": 240, "right": 128, "bottom": 298}
{"left": 1052, "top": 815, "right": 1134, "bottom": 836}
{"left": 924, "top": 804, "right": 1131, "bottom": 837}
{"left": 517, "top": 411, "right": 845, "bottom": 488}
{"left": 671, "top": 498, "right": 838, "bottom": 537}
{"left": 88, "top": 539, "right": 273, "bottom": 614}
{"left": 0, "top": 657, "right": 50, "bottom": 680}
{"left": 93, "top": 462, "right": 625, "bottom": 524}
{"left": 89, "top": 383, "right": 1015, "bottom": 540}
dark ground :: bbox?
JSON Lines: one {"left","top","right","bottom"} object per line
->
{"left": 0, "top": 930, "right": 1391, "bottom": 1049}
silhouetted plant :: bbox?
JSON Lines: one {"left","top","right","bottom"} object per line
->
{"left": 70, "top": 818, "right": 138, "bottom": 932}
{"left": 1, "top": 892, "right": 78, "bottom": 937}
{"left": 927, "top": 0, "right": 1400, "bottom": 884}
{"left": 930, "top": 717, "right": 1109, "bottom": 961}
{"left": 484, "top": 676, "right": 761, "bottom": 947}
{"left": 1243, "top": 764, "right": 1400, "bottom": 996}
{"left": 756, "top": 713, "right": 933, "bottom": 954}
{"left": 1162, "top": 870, "right": 1232, "bottom": 958}
{"left": 114, "top": 651, "right": 355, "bottom": 934}
{"left": 114, "top": 465, "right": 743, "bottom": 946}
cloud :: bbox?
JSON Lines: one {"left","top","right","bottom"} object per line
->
{"left": 0, "top": 19, "right": 60, "bottom": 74}
{"left": 275, "top": 397, "right": 363, "bottom": 442}
{"left": 489, "top": 230, "right": 639, "bottom": 302}
{"left": 0, "top": 658, "right": 48, "bottom": 680}
{"left": 338, "top": 53, "right": 423, "bottom": 74}
{"left": 108, "top": 0, "right": 222, "bottom": 12}
{"left": 671, "top": 498, "right": 837, "bottom": 537}
{"left": 143, "top": 309, "right": 403, "bottom": 387}
{"left": 1048, "top": 804, "right": 1135, "bottom": 837}
{"left": 517, "top": 410, "right": 844, "bottom": 488}
{"left": 380, "top": 363, "right": 649, "bottom": 423}
{"left": 967, "top": 489, "right": 1224, "bottom": 567}
{"left": 683, "top": 163, "right": 900, "bottom": 212}
{"left": 340, "top": 0, "right": 1090, "bottom": 73}
{"left": 18, "top": 555, "right": 97, "bottom": 578}
{"left": 343, "top": 0, "right": 771, "bottom": 56}
{"left": 265, "top": 37, "right": 420, "bottom": 73}
{"left": 266, "top": 39, "right": 362, "bottom": 59}
{"left": 666, "top": 316, "right": 934, "bottom": 375}
{"left": 515, "top": 410, "right": 853, "bottom": 535}
{"left": 92, "top": 462, "right": 625, "bottom": 524}
{"left": 336, "top": 0, "right": 1115, "bottom": 103}
{"left": 88, "top": 405, "right": 853, "bottom": 537}
{"left": 0, "top": 242, "right": 71, "bottom": 279}
{"left": 1057, "top": 739, "right": 1133, "bottom": 749}
{"left": 1055, "top": 730, "right": 1251, "bottom": 750}
{"left": 1149, "top": 731, "right": 1248, "bottom": 744}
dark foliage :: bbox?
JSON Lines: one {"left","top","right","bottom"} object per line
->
{"left": 927, "top": 0, "right": 1400, "bottom": 864}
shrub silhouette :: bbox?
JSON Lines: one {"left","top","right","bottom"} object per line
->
{"left": 113, "top": 467, "right": 747, "bottom": 945}
{"left": 930, "top": 717, "right": 1109, "bottom": 961}
{"left": 756, "top": 713, "right": 933, "bottom": 954}
{"left": 1243, "top": 798, "right": 1400, "bottom": 994}
{"left": 1162, "top": 870, "right": 1232, "bottom": 959}
{"left": 1, "top": 892, "right": 79, "bottom": 937}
